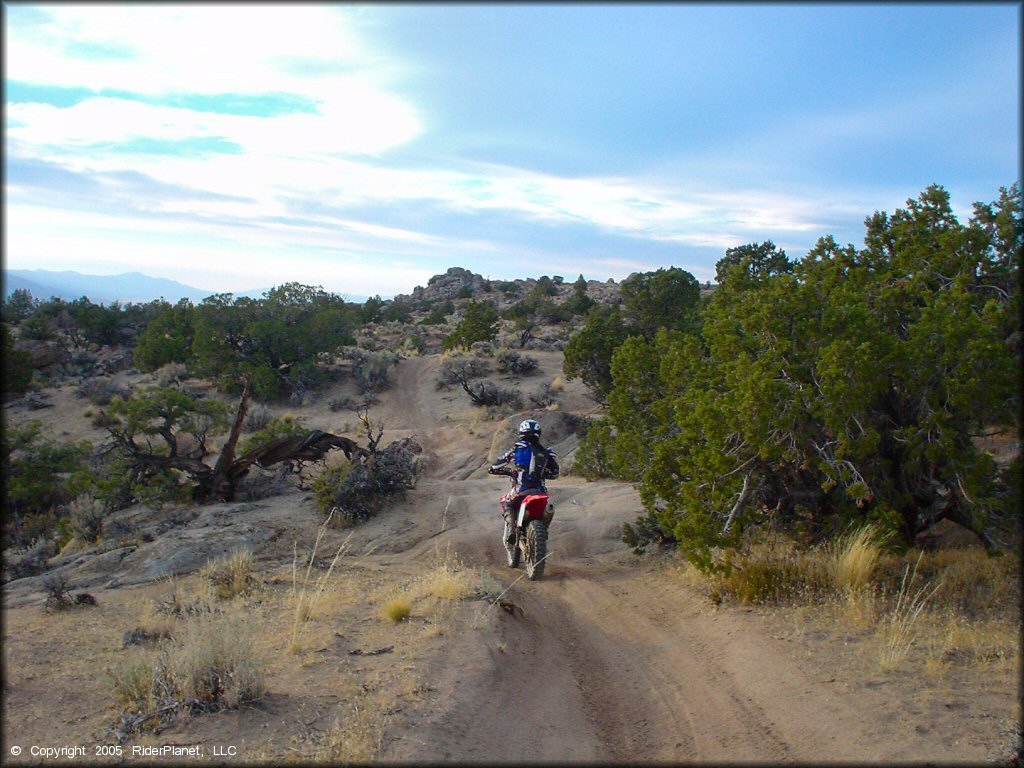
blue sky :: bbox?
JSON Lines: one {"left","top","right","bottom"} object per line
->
{"left": 3, "top": 3, "right": 1020, "bottom": 298}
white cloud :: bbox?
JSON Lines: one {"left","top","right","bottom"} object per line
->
{"left": 8, "top": 6, "right": 375, "bottom": 96}
{"left": 7, "top": 87, "right": 421, "bottom": 157}
{"left": 7, "top": 6, "right": 422, "bottom": 157}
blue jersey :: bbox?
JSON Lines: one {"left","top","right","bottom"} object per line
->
{"left": 502, "top": 438, "right": 559, "bottom": 491}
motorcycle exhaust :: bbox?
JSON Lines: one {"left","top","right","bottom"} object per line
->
{"left": 543, "top": 502, "right": 555, "bottom": 527}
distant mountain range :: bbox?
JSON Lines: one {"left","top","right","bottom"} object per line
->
{"left": 2, "top": 269, "right": 370, "bottom": 305}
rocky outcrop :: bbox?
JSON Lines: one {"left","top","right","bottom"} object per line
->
{"left": 398, "top": 267, "right": 491, "bottom": 305}
{"left": 394, "top": 267, "right": 625, "bottom": 310}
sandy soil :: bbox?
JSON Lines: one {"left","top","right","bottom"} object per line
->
{"left": 2, "top": 353, "right": 1019, "bottom": 764}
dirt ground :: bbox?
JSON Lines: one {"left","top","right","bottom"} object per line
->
{"left": 3, "top": 353, "right": 1020, "bottom": 764}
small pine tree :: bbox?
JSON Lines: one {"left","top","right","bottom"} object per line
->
{"left": 442, "top": 301, "right": 499, "bottom": 351}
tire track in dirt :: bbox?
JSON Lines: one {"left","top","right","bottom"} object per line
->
{"left": 390, "top": 356, "right": 486, "bottom": 481}
{"left": 385, "top": 478, "right": 904, "bottom": 763}
{"left": 527, "top": 570, "right": 793, "bottom": 762}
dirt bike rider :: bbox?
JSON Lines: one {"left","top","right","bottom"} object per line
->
{"left": 488, "top": 419, "right": 559, "bottom": 527}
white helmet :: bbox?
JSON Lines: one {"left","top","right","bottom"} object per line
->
{"left": 518, "top": 419, "right": 541, "bottom": 436}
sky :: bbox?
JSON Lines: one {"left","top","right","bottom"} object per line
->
{"left": 3, "top": 3, "right": 1020, "bottom": 299}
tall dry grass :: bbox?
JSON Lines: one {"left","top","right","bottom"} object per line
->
{"left": 706, "top": 527, "right": 1020, "bottom": 672}
{"left": 877, "top": 553, "right": 942, "bottom": 669}
{"left": 825, "top": 525, "right": 886, "bottom": 593}
{"left": 289, "top": 510, "right": 352, "bottom": 653}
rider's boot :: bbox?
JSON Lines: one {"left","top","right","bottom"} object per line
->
{"left": 500, "top": 502, "right": 515, "bottom": 544}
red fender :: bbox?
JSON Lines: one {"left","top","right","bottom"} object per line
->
{"left": 521, "top": 494, "right": 549, "bottom": 519}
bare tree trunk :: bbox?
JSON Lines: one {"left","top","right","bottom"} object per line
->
{"left": 207, "top": 378, "right": 251, "bottom": 500}
{"left": 722, "top": 470, "right": 760, "bottom": 534}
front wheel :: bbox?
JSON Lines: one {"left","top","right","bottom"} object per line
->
{"left": 524, "top": 519, "right": 548, "bottom": 581}
{"left": 503, "top": 519, "right": 520, "bottom": 568}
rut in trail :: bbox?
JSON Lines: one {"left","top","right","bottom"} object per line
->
{"left": 378, "top": 478, "right": 909, "bottom": 764}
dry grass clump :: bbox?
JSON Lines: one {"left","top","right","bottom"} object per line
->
{"left": 168, "top": 610, "right": 264, "bottom": 707}
{"left": 41, "top": 571, "right": 97, "bottom": 612}
{"left": 154, "top": 362, "right": 189, "bottom": 387}
{"left": 4, "top": 536, "right": 58, "bottom": 581}
{"left": 201, "top": 547, "right": 257, "bottom": 599}
{"left": 922, "top": 613, "right": 1020, "bottom": 672}
{"left": 714, "top": 533, "right": 829, "bottom": 605}
{"left": 381, "top": 595, "right": 412, "bottom": 623}
{"left": 288, "top": 702, "right": 388, "bottom": 762}
{"left": 109, "top": 650, "right": 158, "bottom": 711}
{"left": 373, "top": 549, "right": 478, "bottom": 626}
{"left": 708, "top": 526, "right": 1020, "bottom": 673}
{"left": 316, "top": 708, "right": 387, "bottom": 762}
{"left": 877, "top": 546, "right": 1020, "bottom": 618}
{"left": 109, "top": 608, "right": 264, "bottom": 722}
{"left": 825, "top": 525, "right": 886, "bottom": 592}
{"left": 415, "top": 546, "right": 479, "bottom": 601}
{"left": 66, "top": 495, "right": 108, "bottom": 544}
{"left": 712, "top": 523, "right": 885, "bottom": 605}
{"left": 408, "top": 547, "right": 481, "bottom": 635}
{"left": 150, "top": 576, "right": 215, "bottom": 619}
{"left": 76, "top": 376, "right": 127, "bottom": 405}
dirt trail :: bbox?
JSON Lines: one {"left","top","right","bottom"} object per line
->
{"left": 375, "top": 475, "right": 973, "bottom": 764}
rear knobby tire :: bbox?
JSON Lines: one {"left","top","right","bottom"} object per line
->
{"left": 504, "top": 520, "right": 520, "bottom": 568}
{"left": 525, "top": 519, "right": 547, "bottom": 580}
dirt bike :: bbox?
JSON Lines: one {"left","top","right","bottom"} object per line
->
{"left": 488, "top": 464, "right": 554, "bottom": 580}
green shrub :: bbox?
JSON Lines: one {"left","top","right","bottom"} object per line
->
{"left": 621, "top": 511, "right": 676, "bottom": 553}
{"left": 68, "top": 450, "right": 190, "bottom": 512}
{"left": 442, "top": 300, "right": 499, "bottom": 351}
{"left": 2, "top": 289, "right": 39, "bottom": 323}
{"left": 401, "top": 333, "right": 427, "bottom": 355}
{"left": 571, "top": 418, "right": 614, "bottom": 479}
{"left": 419, "top": 300, "right": 454, "bottom": 326}
{"left": 461, "top": 379, "right": 521, "bottom": 408}
{"left": 348, "top": 349, "right": 398, "bottom": 393}
{"left": 2, "top": 325, "right": 34, "bottom": 396}
{"left": 3, "top": 421, "right": 91, "bottom": 546}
